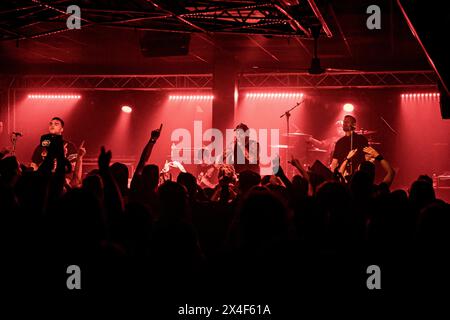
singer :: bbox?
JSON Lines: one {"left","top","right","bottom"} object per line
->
{"left": 330, "top": 115, "right": 368, "bottom": 175}
{"left": 30, "top": 117, "right": 77, "bottom": 171}
{"left": 230, "top": 123, "right": 260, "bottom": 174}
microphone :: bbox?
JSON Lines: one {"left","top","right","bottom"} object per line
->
{"left": 12, "top": 132, "right": 23, "bottom": 137}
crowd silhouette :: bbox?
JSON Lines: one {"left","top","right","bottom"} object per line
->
{"left": 0, "top": 126, "right": 449, "bottom": 303}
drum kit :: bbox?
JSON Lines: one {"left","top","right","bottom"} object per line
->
{"left": 162, "top": 127, "right": 381, "bottom": 180}
{"left": 272, "top": 128, "right": 381, "bottom": 169}
{"left": 272, "top": 132, "right": 324, "bottom": 171}
{"left": 355, "top": 129, "right": 381, "bottom": 146}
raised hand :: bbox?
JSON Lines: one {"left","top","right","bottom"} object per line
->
{"left": 272, "top": 154, "right": 281, "bottom": 174}
{"left": 346, "top": 148, "right": 358, "bottom": 160}
{"left": 98, "top": 146, "right": 112, "bottom": 171}
{"left": 363, "top": 146, "right": 379, "bottom": 158}
{"left": 150, "top": 124, "right": 163, "bottom": 142}
{"left": 288, "top": 156, "right": 302, "bottom": 169}
{"left": 77, "top": 140, "right": 86, "bottom": 158}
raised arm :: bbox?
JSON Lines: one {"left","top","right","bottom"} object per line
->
{"left": 338, "top": 149, "right": 357, "bottom": 177}
{"left": 289, "top": 156, "right": 316, "bottom": 195}
{"left": 289, "top": 156, "right": 310, "bottom": 182}
{"left": 363, "top": 147, "right": 395, "bottom": 187}
{"left": 133, "top": 125, "right": 162, "bottom": 177}
{"left": 273, "top": 155, "right": 292, "bottom": 189}
{"left": 70, "top": 140, "right": 86, "bottom": 188}
{"left": 330, "top": 158, "right": 339, "bottom": 172}
{"left": 98, "top": 146, "right": 124, "bottom": 215}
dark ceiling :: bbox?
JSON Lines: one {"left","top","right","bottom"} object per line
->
{"left": 0, "top": 0, "right": 432, "bottom": 75}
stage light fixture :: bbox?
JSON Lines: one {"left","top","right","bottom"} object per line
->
{"left": 343, "top": 103, "right": 354, "bottom": 112}
{"left": 27, "top": 93, "right": 81, "bottom": 99}
{"left": 121, "top": 105, "right": 132, "bottom": 113}
{"left": 245, "top": 92, "right": 304, "bottom": 99}
{"left": 401, "top": 92, "right": 440, "bottom": 99}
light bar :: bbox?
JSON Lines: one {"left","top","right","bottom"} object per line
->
{"left": 246, "top": 92, "right": 304, "bottom": 98}
{"left": 28, "top": 94, "right": 82, "bottom": 99}
{"left": 169, "top": 95, "right": 214, "bottom": 100}
{"left": 401, "top": 92, "right": 440, "bottom": 98}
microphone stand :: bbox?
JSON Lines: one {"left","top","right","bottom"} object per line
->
{"left": 380, "top": 116, "right": 398, "bottom": 135}
{"left": 280, "top": 100, "right": 304, "bottom": 176}
{"left": 349, "top": 129, "right": 353, "bottom": 175}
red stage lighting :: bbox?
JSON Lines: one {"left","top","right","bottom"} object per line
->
{"left": 27, "top": 93, "right": 81, "bottom": 99}
{"left": 401, "top": 92, "right": 440, "bottom": 99}
{"left": 343, "top": 103, "right": 354, "bottom": 112}
{"left": 245, "top": 92, "right": 304, "bottom": 99}
{"left": 121, "top": 105, "right": 132, "bottom": 113}
{"left": 169, "top": 94, "right": 214, "bottom": 100}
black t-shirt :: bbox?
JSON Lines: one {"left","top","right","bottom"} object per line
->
{"left": 31, "top": 137, "right": 77, "bottom": 166}
{"left": 332, "top": 133, "right": 368, "bottom": 171}
{"left": 233, "top": 139, "right": 260, "bottom": 174}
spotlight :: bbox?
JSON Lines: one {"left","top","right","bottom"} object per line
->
{"left": 121, "top": 105, "right": 132, "bottom": 113}
{"left": 343, "top": 103, "right": 354, "bottom": 112}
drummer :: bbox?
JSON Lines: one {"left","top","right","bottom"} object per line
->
{"left": 307, "top": 120, "right": 344, "bottom": 165}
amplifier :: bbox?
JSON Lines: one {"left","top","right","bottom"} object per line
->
{"left": 436, "top": 174, "right": 450, "bottom": 188}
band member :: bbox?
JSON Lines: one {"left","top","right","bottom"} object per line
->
{"left": 227, "top": 123, "right": 260, "bottom": 175}
{"left": 196, "top": 148, "right": 219, "bottom": 188}
{"left": 30, "top": 117, "right": 77, "bottom": 171}
{"left": 330, "top": 115, "right": 368, "bottom": 175}
{"left": 308, "top": 120, "right": 344, "bottom": 164}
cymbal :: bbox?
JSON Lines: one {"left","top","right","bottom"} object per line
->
{"left": 307, "top": 147, "right": 327, "bottom": 153}
{"left": 171, "top": 147, "right": 203, "bottom": 150}
{"left": 355, "top": 129, "right": 377, "bottom": 135}
{"left": 281, "top": 132, "right": 312, "bottom": 137}
{"left": 270, "top": 144, "right": 294, "bottom": 149}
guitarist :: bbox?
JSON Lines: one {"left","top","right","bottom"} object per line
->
{"left": 330, "top": 115, "right": 368, "bottom": 177}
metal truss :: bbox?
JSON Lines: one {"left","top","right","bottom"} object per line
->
{"left": 4, "top": 74, "right": 213, "bottom": 91}
{"left": 2, "top": 71, "right": 437, "bottom": 90}
{"left": 0, "top": 0, "right": 329, "bottom": 40}
{"left": 240, "top": 71, "right": 438, "bottom": 89}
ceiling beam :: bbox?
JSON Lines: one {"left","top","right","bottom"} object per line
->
{"left": 246, "top": 35, "right": 280, "bottom": 62}
{"left": 328, "top": 3, "right": 352, "bottom": 57}
{"left": 307, "top": 0, "right": 333, "bottom": 37}
{"left": 145, "top": 0, "right": 208, "bottom": 33}
{"left": 2, "top": 71, "right": 436, "bottom": 90}
{"left": 396, "top": 0, "right": 449, "bottom": 95}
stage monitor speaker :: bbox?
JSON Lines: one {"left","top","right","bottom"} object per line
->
{"left": 139, "top": 31, "right": 190, "bottom": 57}
{"left": 309, "top": 160, "right": 334, "bottom": 181}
